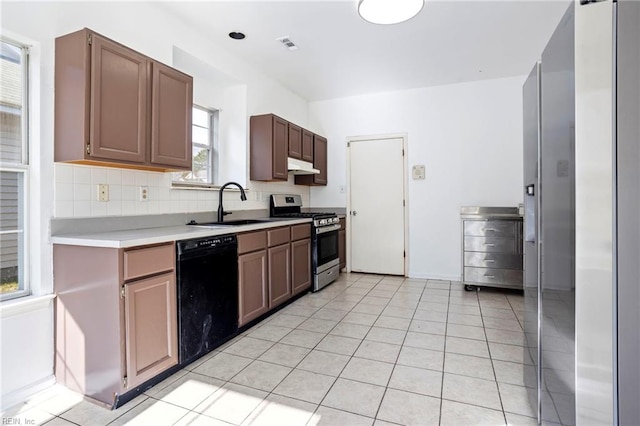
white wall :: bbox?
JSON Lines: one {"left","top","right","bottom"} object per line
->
{"left": 0, "top": 1, "right": 311, "bottom": 408}
{"left": 309, "top": 77, "right": 525, "bottom": 279}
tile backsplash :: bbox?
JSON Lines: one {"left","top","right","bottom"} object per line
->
{"left": 54, "top": 163, "right": 310, "bottom": 218}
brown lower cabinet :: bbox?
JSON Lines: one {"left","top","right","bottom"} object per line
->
{"left": 238, "top": 249, "right": 269, "bottom": 326}
{"left": 123, "top": 272, "right": 178, "bottom": 389}
{"left": 339, "top": 217, "right": 346, "bottom": 270}
{"left": 268, "top": 243, "right": 292, "bottom": 307}
{"left": 53, "top": 242, "right": 178, "bottom": 407}
{"left": 238, "top": 224, "right": 311, "bottom": 327}
{"left": 291, "top": 224, "right": 312, "bottom": 295}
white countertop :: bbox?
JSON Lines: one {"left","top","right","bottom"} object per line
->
{"left": 50, "top": 218, "right": 313, "bottom": 248}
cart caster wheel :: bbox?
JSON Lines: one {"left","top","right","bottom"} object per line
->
{"left": 465, "top": 285, "right": 477, "bottom": 292}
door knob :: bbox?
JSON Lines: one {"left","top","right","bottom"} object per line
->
{"left": 352, "top": 211, "right": 358, "bottom": 216}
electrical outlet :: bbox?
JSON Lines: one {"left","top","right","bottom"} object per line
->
{"left": 97, "top": 184, "right": 109, "bottom": 202}
{"left": 139, "top": 186, "right": 149, "bottom": 202}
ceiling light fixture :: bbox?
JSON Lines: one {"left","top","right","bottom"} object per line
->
{"left": 358, "top": 0, "right": 424, "bottom": 25}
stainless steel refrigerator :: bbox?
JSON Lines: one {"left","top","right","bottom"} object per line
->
{"left": 524, "top": 0, "right": 640, "bottom": 424}
{"left": 523, "top": 4, "right": 576, "bottom": 424}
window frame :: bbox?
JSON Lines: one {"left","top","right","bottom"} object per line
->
{"left": 0, "top": 37, "right": 30, "bottom": 301}
{"left": 171, "top": 105, "right": 219, "bottom": 188}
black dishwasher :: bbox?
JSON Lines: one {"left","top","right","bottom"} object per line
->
{"left": 176, "top": 234, "right": 238, "bottom": 366}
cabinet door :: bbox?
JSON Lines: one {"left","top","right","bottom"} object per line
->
{"left": 269, "top": 243, "right": 291, "bottom": 308}
{"left": 150, "top": 62, "right": 193, "bottom": 169}
{"left": 288, "top": 123, "right": 302, "bottom": 159}
{"left": 338, "top": 229, "right": 346, "bottom": 270}
{"left": 301, "top": 129, "right": 314, "bottom": 162}
{"left": 291, "top": 239, "right": 311, "bottom": 296}
{"left": 124, "top": 272, "right": 178, "bottom": 390}
{"left": 273, "top": 116, "right": 289, "bottom": 180}
{"left": 238, "top": 250, "right": 269, "bottom": 326}
{"left": 295, "top": 134, "right": 328, "bottom": 186}
{"left": 90, "top": 34, "right": 148, "bottom": 163}
{"left": 313, "top": 135, "right": 328, "bottom": 185}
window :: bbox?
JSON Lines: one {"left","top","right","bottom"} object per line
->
{"left": 0, "top": 38, "right": 29, "bottom": 301}
{"left": 172, "top": 105, "right": 218, "bottom": 186}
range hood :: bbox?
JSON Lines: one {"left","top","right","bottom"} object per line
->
{"left": 287, "top": 157, "right": 319, "bottom": 175}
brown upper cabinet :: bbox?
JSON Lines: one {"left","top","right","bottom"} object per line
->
{"left": 250, "top": 114, "right": 289, "bottom": 181}
{"left": 288, "top": 122, "right": 302, "bottom": 160}
{"left": 287, "top": 124, "right": 314, "bottom": 163}
{"left": 54, "top": 28, "right": 193, "bottom": 171}
{"left": 301, "top": 129, "right": 314, "bottom": 163}
{"left": 250, "top": 113, "right": 327, "bottom": 184}
{"left": 295, "top": 135, "right": 327, "bottom": 186}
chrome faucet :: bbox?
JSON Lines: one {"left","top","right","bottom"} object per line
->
{"left": 217, "top": 182, "right": 247, "bottom": 222}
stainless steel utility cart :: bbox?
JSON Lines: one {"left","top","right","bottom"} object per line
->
{"left": 460, "top": 206, "right": 524, "bottom": 291}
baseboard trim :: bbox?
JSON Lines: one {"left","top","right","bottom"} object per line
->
{"left": 406, "top": 273, "right": 461, "bottom": 282}
{"left": 1, "top": 375, "right": 56, "bottom": 412}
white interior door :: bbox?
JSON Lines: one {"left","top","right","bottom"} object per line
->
{"left": 348, "top": 136, "right": 405, "bottom": 275}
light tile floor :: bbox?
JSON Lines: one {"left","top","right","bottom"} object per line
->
{"left": 2, "top": 273, "right": 557, "bottom": 426}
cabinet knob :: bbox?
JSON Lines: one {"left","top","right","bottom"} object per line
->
{"left": 351, "top": 211, "right": 358, "bottom": 216}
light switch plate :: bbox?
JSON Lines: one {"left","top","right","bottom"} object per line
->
{"left": 412, "top": 165, "right": 425, "bottom": 180}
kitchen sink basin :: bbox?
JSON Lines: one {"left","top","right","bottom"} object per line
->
{"left": 188, "top": 219, "right": 271, "bottom": 227}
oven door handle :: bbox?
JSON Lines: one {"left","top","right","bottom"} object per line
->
{"left": 316, "top": 224, "right": 342, "bottom": 234}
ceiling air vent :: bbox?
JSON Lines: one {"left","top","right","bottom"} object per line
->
{"left": 276, "top": 36, "right": 299, "bottom": 51}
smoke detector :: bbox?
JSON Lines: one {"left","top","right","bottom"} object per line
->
{"left": 276, "top": 36, "right": 299, "bottom": 51}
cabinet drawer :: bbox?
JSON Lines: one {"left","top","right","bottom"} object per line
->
{"left": 123, "top": 243, "right": 174, "bottom": 281}
{"left": 268, "top": 227, "right": 290, "bottom": 247}
{"left": 238, "top": 231, "right": 267, "bottom": 254}
{"left": 464, "top": 236, "right": 516, "bottom": 253}
{"left": 464, "top": 221, "right": 516, "bottom": 237}
{"left": 291, "top": 224, "right": 311, "bottom": 241}
{"left": 464, "top": 252, "right": 523, "bottom": 269}
{"left": 464, "top": 267, "right": 523, "bottom": 286}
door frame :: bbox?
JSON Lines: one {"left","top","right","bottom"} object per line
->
{"left": 346, "top": 133, "right": 409, "bottom": 276}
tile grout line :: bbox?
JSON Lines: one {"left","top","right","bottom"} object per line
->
{"left": 371, "top": 276, "right": 427, "bottom": 423}
{"left": 438, "top": 280, "right": 452, "bottom": 426}
{"left": 477, "top": 289, "right": 509, "bottom": 425}
{"left": 316, "top": 275, "right": 394, "bottom": 419}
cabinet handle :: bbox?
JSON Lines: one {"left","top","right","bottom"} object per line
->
{"left": 484, "top": 243, "right": 495, "bottom": 247}
{"left": 481, "top": 228, "right": 497, "bottom": 232}
{"left": 484, "top": 259, "right": 495, "bottom": 263}
{"left": 484, "top": 274, "right": 496, "bottom": 278}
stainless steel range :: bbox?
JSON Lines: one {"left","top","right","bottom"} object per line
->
{"left": 270, "top": 194, "right": 341, "bottom": 292}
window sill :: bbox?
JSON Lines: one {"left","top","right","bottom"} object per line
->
{"left": 0, "top": 294, "right": 55, "bottom": 319}
{"left": 171, "top": 183, "right": 249, "bottom": 192}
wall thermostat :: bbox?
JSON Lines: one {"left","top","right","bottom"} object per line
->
{"left": 412, "top": 165, "right": 425, "bottom": 180}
